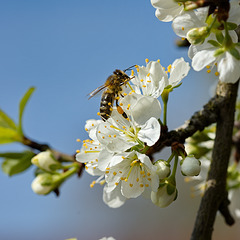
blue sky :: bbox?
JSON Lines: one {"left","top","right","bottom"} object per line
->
{"left": 0, "top": 1, "right": 239, "bottom": 240}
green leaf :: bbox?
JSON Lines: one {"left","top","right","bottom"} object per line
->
{"left": 18, "top": 87, "right": 35, "bottom": 136}
{"left": 208, "top": 40, "right": 221, "bottom": 48}
{"left": 0, "top": 109, "right": 17, "bottom": 129}
{"left": 229, "top": 47, "right": 240, "bottom": 60}
{"left": 215, "top": 32, "right": 224, "bottom": 44}
{"left": 1, "top": 151, "right": 35, "bottom": 176}
{"left": 0, "top": 126, "right": 22, "bottom": 144}
{"left": 226, "top": 22, "right": 238, "bottom": 31}
{"left": 0, "top": 152, "right": 26, "bottom": 159}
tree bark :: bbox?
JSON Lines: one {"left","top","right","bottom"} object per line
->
{"left": 191, "top": 80, "right": 239, "bottom": 240}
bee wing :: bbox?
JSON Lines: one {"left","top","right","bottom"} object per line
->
{"left": 88, "top": 84, "right": 107, "bottom": 99}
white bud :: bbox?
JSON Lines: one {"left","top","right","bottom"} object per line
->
{"left": 187, "top": 26, "right": 209, "bottom": 45}
{"left": 31, "top": 150, "right": 61, "bottom": 172}
{"left": 31, "top": 173, "right": 60, "bottom": 195}
{"left": 180, "top": 155, "right": 201, "bottom": 176}
{"left": 154, "top": 160, "right": 171, "bottom": 179}
{"left": 151, "top": 182, "right": 177, "bottom": 208}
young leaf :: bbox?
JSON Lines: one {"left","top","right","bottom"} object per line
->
{"left": 0, "top": 109, "right": 17, "bottom": 129}
{"left": 0, "top": 126, "right": 22, "bottom": 144}
{"left": 0, "top": 152, "right": 26, "bottom": 159}
{"left": 18, "top": 87, "right": 35, "bottom": 136}
{"left": 1, "top": 151, "right": 35, "bottom": 176}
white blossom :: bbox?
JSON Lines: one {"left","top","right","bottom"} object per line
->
{"left": 104, "top": 151, "right": 159, "bottom": 199}
{"left": 151, "top": 0, "right": 185, "bottom": 22}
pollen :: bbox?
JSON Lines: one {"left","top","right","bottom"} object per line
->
{"left": 157, "top": 59, "right": 160, "bottom": 63}
{"left": 140, "top": 79, "right": 144, "bottom": 82}
{"left": 127, "top": 104, "right": 131, "bottom": 110}
{"left": 76, "top": 138, "right": 81, "bottom": 142}
{"left": 167, "top": 64, "right": 172, "bottom": 73}
{"left": 131, "top": 70, "right": 134, "bottom": 76}
{"left": 98, "top": 131, "right": 101, "bottom": 133}
{"left": 120, "top": 103, "right": 123, "bottom": 106}
{"left": 147, "top": 173, "right": 151, "bottom": 176}
{"left": 147, "top": 80, "right": 151, "bottom": 83}
{"left": 115, "top": 96, "right": 120, "bottom": 100}
{"left": 145, "top": 58, "right": 149, "bottom": 63}
{"left": 123, "top": 93, "right": 127, "bottom": 96}
{"left": 102, "top": 136, "right": 105, "bottom": 139}
{"left": 105, "top": 170, "right": 109, "bottom": 174}
{"left": 215, "top": 71, "right": 219, "bottom": 76}
{"left": 113, "top": 135, "right": 117, "bottom": 138}
{"left": 76, "top": 149, "right": 80, "bottom": 153}
{"left": 90, "top": 180, "right": 96, "bottom": 188}
{"left": 108, "top": 135, "right": 111, "bottom": 138}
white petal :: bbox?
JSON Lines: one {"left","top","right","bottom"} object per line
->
{"left": 103, "top": 184, "right": 126, "bottom": 208}
{"left": 138, "top": 117, "right": 160, "bottom": 146}
{"left": 121, "top": 94, "right": 162, "bottom": 125}
{"left": 218, "top": 51, "right": 240, "bottom": 83}
{"left": 97, "top": 149, "right": 114, "bottom": 171}
{"left": 192, "top": 49, "right": 216, "bottom": 71}
{"left": 121, "top": 166, "right": 144, "bottom": 198}
{"left": 168, "top": 58, "right": 190, "bottom": 87}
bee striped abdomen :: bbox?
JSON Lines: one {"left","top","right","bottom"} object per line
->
{"left": 100, "top": 90, "right": 114, "bottom": 121}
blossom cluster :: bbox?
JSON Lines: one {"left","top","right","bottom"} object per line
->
{"left": 75, "top": 58, "right": 202, "bottom": 208}
{"left": 151, "top": 0, "right": 240, "bottom": 83}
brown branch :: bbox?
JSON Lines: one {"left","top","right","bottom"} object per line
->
{"left": 191, "top": 80, "right": 239, "bottom": 240}
{"left": 147, "top": 94, "right": 225, "bottom": 156}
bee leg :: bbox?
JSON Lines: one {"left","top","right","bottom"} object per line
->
{"left": 116, "top": 99, "right": 128, "bottom": 119}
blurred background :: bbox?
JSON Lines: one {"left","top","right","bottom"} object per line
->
{"left": 0, "top": 0, "right": 239, "bottom": 239}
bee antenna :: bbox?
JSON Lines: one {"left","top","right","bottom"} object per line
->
{"left": 124, "top": 65, "right": 136, "bottom": 72}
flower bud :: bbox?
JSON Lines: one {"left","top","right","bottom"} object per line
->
{"left": 31, "top": 173, "right": 61, "bottom": 195}
{"left": 187, "top": 26, "right": 209, "bottom": 45}
{"left": 180, "top": 155, "right": 201, "bottom": 176}
{"left": 151, "top": 181, "right": 177, "bottom": 208}
{"left": 154, "top": 159, "right": 171, "bottom": 179}
{"left": 31, "top": 150, "right": 61, "bottom": 172}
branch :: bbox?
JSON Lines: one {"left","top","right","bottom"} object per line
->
{"left": 191, "top": 80, "right": 239, "bottom": 240}
{"left": 147, "top": 94, "right": 224, "bottom": 156}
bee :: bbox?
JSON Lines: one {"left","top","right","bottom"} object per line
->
{"left": 88, "top": 66, "right": 135, "bottom": 121}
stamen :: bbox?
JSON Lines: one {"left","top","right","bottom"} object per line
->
{"left": 76, "top": 139, "right": 81, "bottom": 142}
{"left": 76, "top": 149, "right": 80, "bottom": 153}
{"left": 145, "top": 58, "right": 149, "bottom": 64}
